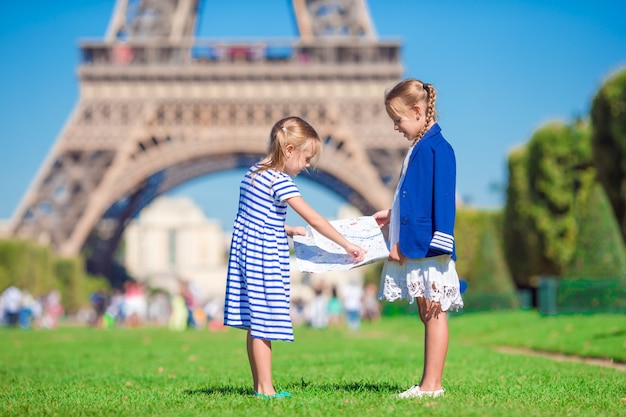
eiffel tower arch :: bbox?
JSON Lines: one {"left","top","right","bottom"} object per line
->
{"left": 9, "top": 0, "right": 405, "bottom": 279}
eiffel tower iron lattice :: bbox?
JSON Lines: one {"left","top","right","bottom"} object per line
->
{"left": 9, "top": 0, "right": 405, "bottom": 278}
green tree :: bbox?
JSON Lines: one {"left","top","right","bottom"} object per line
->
{"left": 0, "top": 239, "right": 109, "bottom": 313}
{"left": 564, "top": 183, "right": 626, "bottom": 278}
{"left": 590, "top": 67, "right": 626, "bottom": 242}
{"left": 463, "top": 226, "right": 520, "bottom": 311}
{"left": 55, "top": 258, "right": 86, "bottom": 314}
{"left": 503, "top": 121, "right": 596, "bottom": 288}
{"left": 503, "top": 146, "right": 541, "bottom": 288}
{"left": 54, "top": 257, "right": 110, "bottom": 314}
{"left": 455, "top": 207, "right": 502, "bottom": 281}
{"left": 526, "top": 122, "right": 594, "bottom": 273}
{"left": 0, "top": 240, "right": 56, "bottom": 296}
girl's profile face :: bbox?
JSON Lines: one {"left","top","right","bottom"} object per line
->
{"left": 284, "top": 144, "right": 316, "bottom": 177}
{"left": 388, "top": 98, "right": 425, "bottom": 142}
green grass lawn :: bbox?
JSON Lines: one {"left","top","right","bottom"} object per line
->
{"left": 1, "top": 310, "right": 625, "bottom": 417}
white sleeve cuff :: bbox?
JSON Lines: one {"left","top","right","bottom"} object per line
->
{"left": 430, "top": 231, "right": 454, "bottom": 253}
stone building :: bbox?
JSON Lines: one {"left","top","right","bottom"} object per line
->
{"left": 123, "top": 196, "right": 227, "bottom": 303}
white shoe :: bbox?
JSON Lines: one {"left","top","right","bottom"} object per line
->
{"left": 397, "top": 385, "right": 445, "bottom": 399}
{"left": 397, "top": 385, "right": 420, "bottom": 399}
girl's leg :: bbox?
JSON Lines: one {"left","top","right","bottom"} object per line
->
{"left": 416, "top": 297, "right": 448, "bottom": 391}
{"left": 246, "top": 330, "right": 258, "bottom": 389}
{"left": 246, "top": 329, "right": 276, "bottom": 395}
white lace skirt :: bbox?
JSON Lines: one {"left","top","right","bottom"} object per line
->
{"left": 378, "top": 254, "right": 464, "bottom": 312}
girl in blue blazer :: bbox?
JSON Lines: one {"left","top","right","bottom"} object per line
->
{"left": 373, "top": 78, "right": 464, "bottom": 399}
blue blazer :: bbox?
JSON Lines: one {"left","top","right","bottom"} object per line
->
{"left": 398, "top": 123, "right": 457, "bottom": 260}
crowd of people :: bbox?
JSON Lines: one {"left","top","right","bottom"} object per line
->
{"left": 0, "top": 286, "right": 64, "bottom": 330}
{"left": 1, "top": 277, "right": 380, "bottom": 333}
{"left": 292, "top": 281, "right": 382, "bottom": 331}
{"left": 86, "top": 279, "right": 227, "bottom": 331}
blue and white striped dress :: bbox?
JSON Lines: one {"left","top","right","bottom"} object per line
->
{"left": 224, "top": 165, "right": 301, "bottom": 342}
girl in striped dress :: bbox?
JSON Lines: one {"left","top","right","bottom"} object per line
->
{"left": 224, "top": 116, "right": 365, "bottom": 399}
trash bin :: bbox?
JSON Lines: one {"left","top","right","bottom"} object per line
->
{"left": 538, "top": 276, "right": 558, "bottom": 315}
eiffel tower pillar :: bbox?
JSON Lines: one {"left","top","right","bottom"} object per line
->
{"left": 9, "top": 0, "right": 404, "bottom": 278}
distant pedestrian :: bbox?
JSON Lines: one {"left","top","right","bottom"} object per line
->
{"left": 106, "top": 289, "right": 126, "bottom": 325}
{"left": 124, "top": 281, "right": 146, "bottom": 327}
{"left": 19, "top": 290, "right": 36, "bottom": 330}
{"left": 1, "top": 286, "right": 22, "bottom": 327}
{"left": 342, "top": 278, "right": 363, "bottom": 331}
{"left": 169, "top": 292, "right": 188, "bottom": 332}
{"left": 373, "top": 79, "right": 464, "bottom": 399}
{"left": 327, "top": 286, "right": 343, "bottom": 327}
{"left": 361, "top": 283, "right": 381, "bottom": 322}
{"left": 223, "top": 116, "right": 366, "bottom": 399}
{"left": 305, "top": 282, "right": 329, "bottom": 329}
{"left": 89, "top": 289, "right": 108, "bottom": 327}
{"left": 42, "top": 290, "right": 64, "bottom": 329}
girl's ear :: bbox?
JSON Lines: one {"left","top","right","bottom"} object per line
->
{"left": 285, "top": 144, "right": 294, "bottom": 156}
{"left": 413, "top": 104, "right": 421, "bottom": 119}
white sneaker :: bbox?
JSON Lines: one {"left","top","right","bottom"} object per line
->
{"left": 397, "top": 385, "right": 420, "bottom": 399}
{"left": 397, "top": 385, "right": 445, "bottom": 399}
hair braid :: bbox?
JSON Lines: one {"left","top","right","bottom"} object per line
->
{"left": 385, "top": 78, "right": 438, "bottom": 145}
{"left": 415, "top": 83, "right": 437, "bottom": 143}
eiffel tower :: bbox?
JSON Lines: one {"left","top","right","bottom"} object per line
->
{"left": 9, "top": 0, "right": 403, "bottom": 278}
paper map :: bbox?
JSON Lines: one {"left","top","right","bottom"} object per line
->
{"left": 292, "top": 216, "right": 390, "bottom": 273}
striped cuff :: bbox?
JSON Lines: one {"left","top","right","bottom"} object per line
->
{"left": 430, "top": 231, "right": 454, "bottom": 253}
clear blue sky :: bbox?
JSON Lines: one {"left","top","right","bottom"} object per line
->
{"left": 1, "top": 1, "right": 624, "bottom": 230}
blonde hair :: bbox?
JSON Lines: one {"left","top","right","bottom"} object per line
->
{"left": 258, "top": 116, "right": 322, "bottom": 172}
{"left": 385, "top": 78, "right": 437, "bottom": 142}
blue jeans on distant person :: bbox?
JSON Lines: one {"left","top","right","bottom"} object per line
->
{"left": 346, "top": 309, "right": 360, "bottom": 331}
{"left": 19, "top": 308, "right": 32, "bottom": 330}
{"left": 187, "top": 308, "right": 196, "bottom": 328}
{"left": 4, "top": 310, "right": 19, "bottom": 327}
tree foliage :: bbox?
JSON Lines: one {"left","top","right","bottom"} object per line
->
{"left": 504, "top": 122, "right": 595, "bottom": 286}
{"left": 454, "top": 208, "right": 520, "bottom": 310}
{"left": 503, "top": 147, "right": 541, "bottom": 287}
{"left": 462, "top": 224, "right": 519, "bottom": 311}
{"left": 564, "top": 183, "right": 626, "bottom": 279}
{"left": 526, "top": 122, "right": 595, "bottom": 272}
{"left": 0, "top": 240, "right": 55, "bottom": 296}
{"left": 455, "top": 207, "right": 502, "bottom": 281}
{"left": 591, "top": 67, "right": 626, "bottom": 243}
{"left": 0, "top": 239, "right": 109, "bottom": 313}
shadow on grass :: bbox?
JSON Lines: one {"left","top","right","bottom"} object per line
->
{"left": 186, "top": 380, "right": 402, "bottom": 397}
{"left": 592, "top": 328, "right": 626, "bottom": 339}
{"left": 186, "top": 385, "right": 252, "bottom": 396}
{"left": 294, "top": 380, "right": 403, "bottom": 393}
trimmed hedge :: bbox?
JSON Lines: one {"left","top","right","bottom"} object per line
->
{"left": 0, "top": 239, "right": 109, "bottom": 313}
{"left": 565, "top": 183, "right": 626, "bottom": 278}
